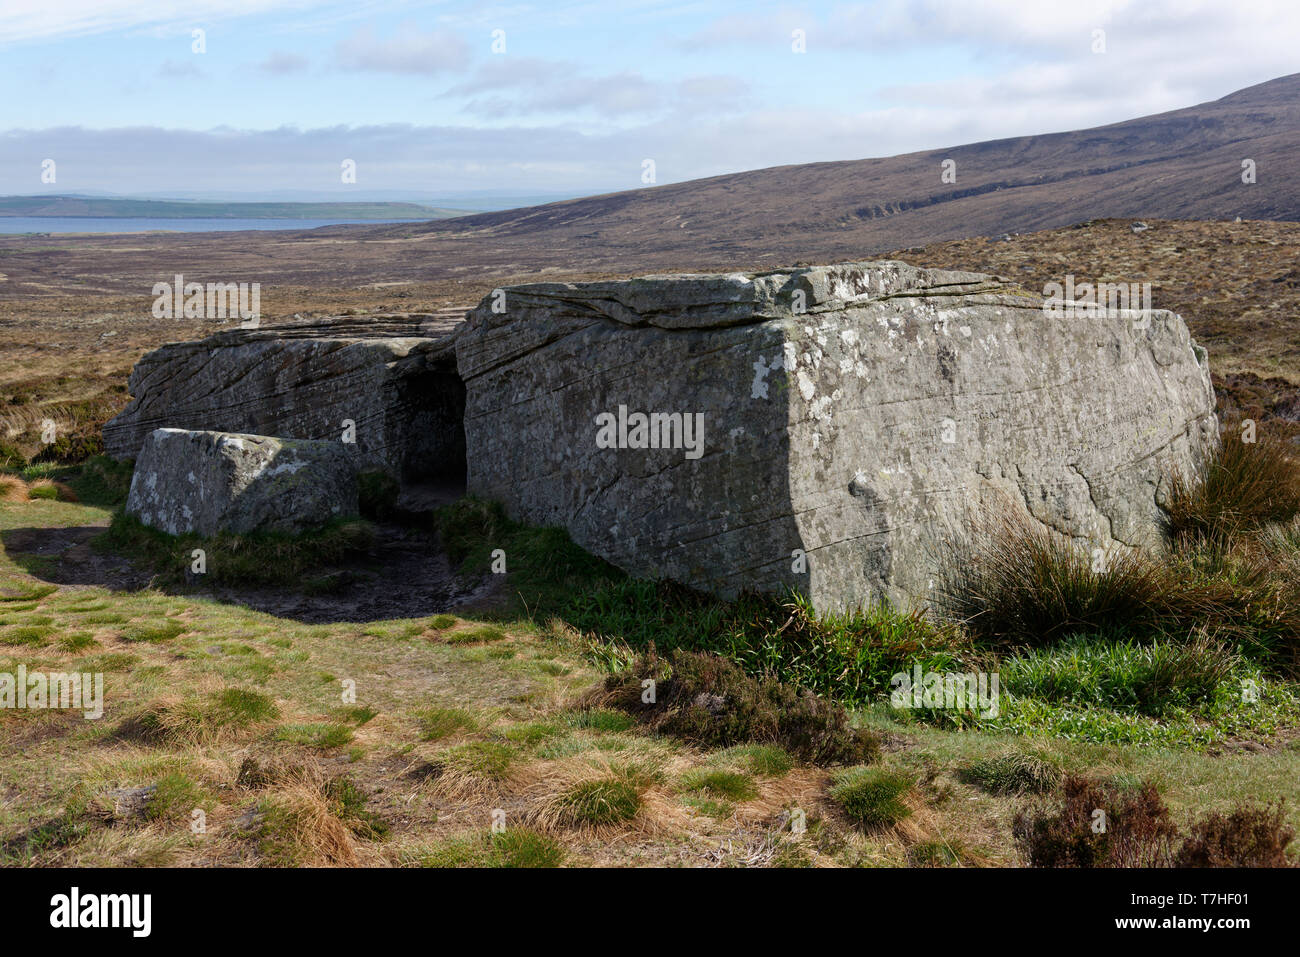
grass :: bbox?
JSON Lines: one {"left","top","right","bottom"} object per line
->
{"left": 500, "top": 721, "right": 562, "bottom": 746}
{"left": 936, "top": 497, "right": 1300, "bottom": 677}
{"left": 564, "top": 708, "right": 635, "bottom": 733}
{"left": 1166, "top": 427, "right": 1300, "bottom": 546}
{"left": 830, "top": 767, "right": 916, "bottom": 831}
{"left": 958, "top": 748, "right": 1064, "bottom": 795}
{"left": 97, "top": 512, "right": 376, "bottom": 586}
{"left": 127, "top": 688, "right": 280, "bottom": 746}
{"left": 275, "top": 723, "right": 355, "bottom": 749}
{"left": 2, "top": 624, "right": 54, "bottom": 646}
{"left": 57, "top": 632, "right": 98, "bottom": 652}
{"left": 144, "top": 772, "right": 205, "bottom": 823}
{"left": 680, "top": 768, "right": 759, "bottom": 802}
{"left": 415, "top": 707, "right": 478, "bottom": 741}
{"left": 1, "top": 439, "right": 1299, "bottom": 867}
{"left": 440, "top": 498, "right": 963, "bottom": 707}
{"left": 937, "top": 504, "right": 1175, "bottom": 645}
{"left": 418, "top": 828, "right": 565, "bottom": 868}
{"left": 997, "top": 631, "right": 1242, "bottom": 717}
{"left": 715, "top": 744, "right": 795, "bottom": 777}
{"left": 554, "top": 771, "right": 644, "bottom": 827}
{"left": 440, "top": 741, "right": 517, "bottom": 783}
{"left": 445, "top": 625, "right": 506, "bottom": 645}
{"left": 121, "top": 620, "right": 187, "bottom": 643}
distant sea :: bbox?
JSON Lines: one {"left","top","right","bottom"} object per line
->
{"left": 0, "top": 217, "right": 428, "bottom": 234}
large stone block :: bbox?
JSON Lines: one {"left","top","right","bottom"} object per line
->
{"left": 456, "top": 261, "right": 1217, "bottom": 610}
{"left": 103, "top": 314, "right": 464, "bottom": 480}
{"left": 126, "top": 428, "right": 359, "bottom": 536}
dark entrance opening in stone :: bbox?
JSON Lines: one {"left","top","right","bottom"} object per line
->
{"left": 397, "top": 364, "right": 468, "bottom": 510}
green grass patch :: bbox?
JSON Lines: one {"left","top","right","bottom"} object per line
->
{"left": 0, "top": 581, "right": 56, "bottom": 603}
{"left": 275, "top": 722, "right": 355, "bottom": 749}
{"left": 144, "top": 772, "right": 205, "bottom": 822}
{"left": 97, "top": 512, "right": 376, "bottom": 587}
{"left": 439, "top": 498, "right": 963, "bottom": 707}
{"left": 557, "top": 773, "right": 643, "bottom": 827}
{"left": 958, "top": 748, "right": 1064, "bottom": 795}
{"left": 324, "top": 776, "right": 389, "bottom": 839}
{"left": 445, "top": 625, "right": 506, "bottom": 645}
{"left": 419, "top": 828, "right": 564, "bottom": 868}
{"left": 336, "top": 706, "right": 378, "bottom": 726}
{"left": 680, "top": 768, "right": 758, "bottom": 802}
{"left": 715, "top": 743, "right": 795, "bottom": 777}
{"left": 500, "top": 721, "right": 562, "bottom": 746}
{"left": 564, "top": 708, "right": 635, "bottom": 733}
{"left": 2, "top": 625, "right": 54, "bottom": 646}
{"left": 442, "top": 741, "right": 516, "bottom": 782}
{"left": 414, "top": 707, "right": 478, "bottom": 741}
{"left": 85, "top": 651, "right": 138, "bottom": 672}
{"left": 830, "top": 766, "right": 915, "bottom": 830}
{"left": 57, "top": 633, "right": 99, "bottom": 652}
{"left": 121, "top": 620, "right": 186, "bottom": 643}
{"left": 128, "top": 687, "right": 279, "bottom": 745}
{"left": 998, "top": 632, "right": 1243, "bottom": 717}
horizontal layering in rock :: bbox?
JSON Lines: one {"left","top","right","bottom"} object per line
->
{"left": 126, "top": 429, "right": 358, "bottom": 536}
{"left": 106, "top": 262, "right": 1217, "bottom": 609}
{"left": 456, "top": 262, "right": 1216, "bottom": 609}
{"left": 103, "top": 314, "right": 465, "bottom": 481}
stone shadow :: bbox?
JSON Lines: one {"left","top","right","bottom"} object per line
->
{"left": 1, "top": 519, "right": 492, "bottom": 625}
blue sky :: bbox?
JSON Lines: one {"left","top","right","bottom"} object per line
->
{"left": 1, "top": 0, "right": 1296, "bottom": 199}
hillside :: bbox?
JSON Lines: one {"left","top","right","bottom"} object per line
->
{"left": 344, "top": 72, "right": 1300, "bottom": 264}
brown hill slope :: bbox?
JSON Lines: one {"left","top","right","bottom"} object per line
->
{"left": 344, "top": 72, "right": 1300, "bottom": 263}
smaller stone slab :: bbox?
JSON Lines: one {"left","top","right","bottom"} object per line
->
{"left": 126, "top": 428, "right": 358, "bottom": 536}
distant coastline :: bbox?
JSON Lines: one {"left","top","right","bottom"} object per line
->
{"left": 0, "top": 195, "right": 464, "bottom": 221}
{"left": 0, "top": 216, "right": 434, "bottom": 234}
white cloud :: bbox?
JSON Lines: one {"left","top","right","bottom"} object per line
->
{"left": 445, "top": 58, "right": 749, "bottom": 119}
{"left": 259, "top": 50, "right": 310, "bottom": 74}
{"left": 333, "top": 22, "right": 471, "bottom": 76}
{"left": 0, "top": 0, "right": 330, "bottom": 44}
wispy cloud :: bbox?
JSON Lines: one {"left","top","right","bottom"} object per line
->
{"left": 259, "top": 51, "right": 310, "bottom": 74}
{"left": 333, "top": 22, "right": 471, "bottom": 76}
{"left": 444, "top": 57, "right": 749, "bottom": 118}
{"left": 0, "top": 0, "right": 330, "bottom": 44}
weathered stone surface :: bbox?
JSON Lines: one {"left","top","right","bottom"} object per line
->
{"left": 105, "top": 261, "right": 1218, "bottom": 610}
{"left": 126, "top": 428, "right": 359, "bottom": 536}
{"left": 104, "top": 314, "right": 464, "bottom": 480}
{"left": 457, "top": 261, "right": 1217, "bottom": 610}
